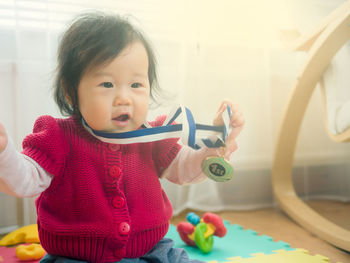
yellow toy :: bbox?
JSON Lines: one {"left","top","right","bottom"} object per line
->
{"left": 0, "top": 224, "right": 39, "bottom": 246}
{"left": 16, "top": 243, "right": 46, "bottom": 261}
{"left": 0, "top": 224, "right": 46, "bottom": 261}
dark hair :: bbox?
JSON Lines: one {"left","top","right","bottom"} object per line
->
{"left": 54, "top": 11, "right": 159, "bottom": 117}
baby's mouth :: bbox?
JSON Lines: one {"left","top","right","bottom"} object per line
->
{"left": 113, "top": 114, "right": 130, "bottom": 122}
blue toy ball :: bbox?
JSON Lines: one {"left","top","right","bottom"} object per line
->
{"left": 186, "top": 212, "right": 200, "bottom": 226}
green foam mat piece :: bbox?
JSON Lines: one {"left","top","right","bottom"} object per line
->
{"left": 165, "top": 220, "right": 294, "bottom": 262}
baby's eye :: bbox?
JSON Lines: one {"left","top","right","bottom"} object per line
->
{"left": 99, "top": 82, "right": 114, "bottom": 88}
{"left": 131, "top": 83, "right": 142, "bottom": 88}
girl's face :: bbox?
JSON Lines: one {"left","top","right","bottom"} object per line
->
{"left": 78, "top": 41, "right": 150, "bottom": 133}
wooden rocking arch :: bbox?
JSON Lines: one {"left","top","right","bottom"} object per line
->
{"left": 272, "top": 1, "right": 350, "bottom": 251}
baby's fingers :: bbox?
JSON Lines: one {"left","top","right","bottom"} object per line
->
{"left": 231, "top": 110, "right": 245, "bottom": 128}
{"left": 227, "top": 104, "right": 242, "bottom": 124}
{"left": 213, "top": 102, "right": 229, "bottom": 126}
{"left": 223, "top": 140, "right": 238, "bottom": 160}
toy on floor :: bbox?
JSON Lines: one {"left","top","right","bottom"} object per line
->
{"left": 16, "top": 244, "right": 46, "bottom": 261}
{"left": 0, "top": 224, "right": 46, "bottom": 261}
{"left": 176, "top": 212, "right": 227, "bottom": 253}
{"left": 0, "top": 224, "right": 39, "bottom": 246}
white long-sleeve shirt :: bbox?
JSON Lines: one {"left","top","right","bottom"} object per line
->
{"left": 0, "top": 137, "right": 218, "bottom": 198}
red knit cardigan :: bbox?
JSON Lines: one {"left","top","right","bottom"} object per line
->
{"left": 22, "top": 115, "right": 181, "bottom": 263}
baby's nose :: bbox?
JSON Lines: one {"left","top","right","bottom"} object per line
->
{"left": 114, "top": 88, "right": 131, "bottom": 105}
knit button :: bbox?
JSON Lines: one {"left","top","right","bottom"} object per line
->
{"left": 118, "top": 222, "right": 130, "bottom": 235}
{"left": 112, "top": 196, "right": 125, "bottom": 208}
{"left": 108, "top": 144, "right": 120, "bottom": 151}
{"left": 109, "top": 166, "right": 121, "bottom": 178}
{"left": 114, "top": 247, "right": 125, "bottom": 258}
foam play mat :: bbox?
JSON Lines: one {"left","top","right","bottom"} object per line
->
{"left": 165, "top": 220, "right": 342, "bottom": 263}
{"left": 207, "top": 249, "right": 332, "bottom": 263}
{"left": 0, "top": 221, "right": 342, "bottom": 262}
{"left": 0, "top": 246, "right": 41, "bottom": 262}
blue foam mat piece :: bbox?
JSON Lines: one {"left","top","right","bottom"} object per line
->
{"left": 165, "top": 220, "right": 294, "bottom": 262}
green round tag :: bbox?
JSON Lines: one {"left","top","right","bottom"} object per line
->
{"left": 201, "top": 156, "right": 233, "bottom": 182}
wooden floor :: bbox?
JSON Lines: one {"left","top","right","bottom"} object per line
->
{"left": 170, "top": 200, "right": 350, "bottom": 263}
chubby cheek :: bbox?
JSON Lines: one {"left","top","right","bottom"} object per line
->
{"left": 134, "top": 96, "right": 149, "bottom": 125}
{"left": 136, "top": 109, "right": 148, "bottom": 126}
{"left": 79, "top": 97, "right": 111, "bottom": 130}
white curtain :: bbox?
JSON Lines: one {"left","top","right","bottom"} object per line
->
{"left": 0, "top": 0, "right": 349, "bottom": 231}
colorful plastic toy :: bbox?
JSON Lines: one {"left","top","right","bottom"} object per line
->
{"left": 0, "top": 224, "right": 39, "bottom": 246}
{"left": 0, "top": 224, "right": 46, "bottom": 261}
{"left": 177, "top": 212, "right": 227, "bottom": 253}
{"left": 16, "top": 243, "right": 46, "bottom": 261}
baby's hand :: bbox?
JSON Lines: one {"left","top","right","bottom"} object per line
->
{"left": 213, "top": 101, "right": 245, "bottom": 160}
{"left": 0, "top": 123, "right": 8, "bottom": 153}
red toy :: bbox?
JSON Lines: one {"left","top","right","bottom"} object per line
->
{"left": 176, "top": 212, "right": 227, "bottom": 253}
